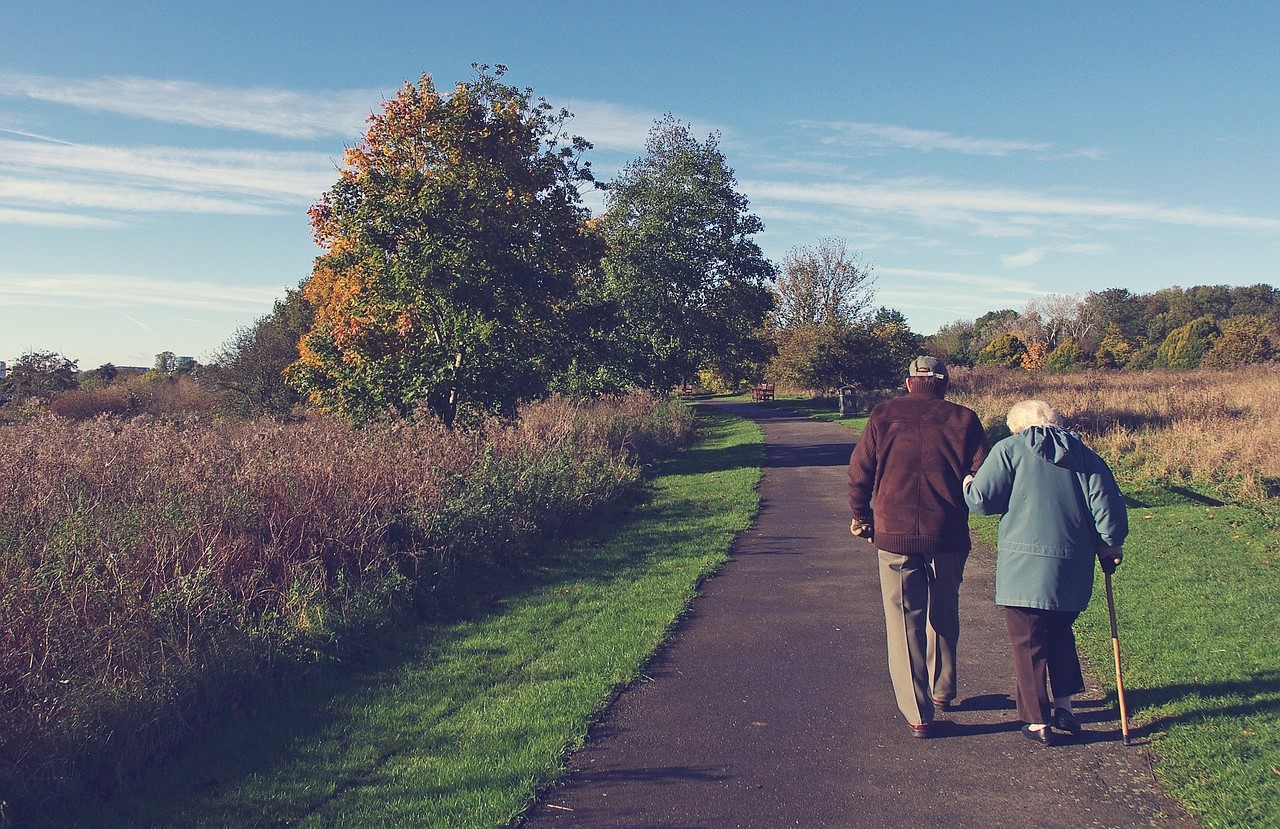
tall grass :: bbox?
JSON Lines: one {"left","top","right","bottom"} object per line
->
{"left": 0, "top": 392, "right": 692, "bottom": 820}
{"left": 951, "top": 365, "right": 1280, "bottom": 502}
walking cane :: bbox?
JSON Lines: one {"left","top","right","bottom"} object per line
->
{"left": 1104, "top": 570, "right": 1131, "bottom": 746}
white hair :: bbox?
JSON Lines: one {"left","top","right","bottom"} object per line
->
{"left": 1006, "top": 399, "right": 1062, "bottom": 433}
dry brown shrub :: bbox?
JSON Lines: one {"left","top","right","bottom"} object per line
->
{"left": 0, "top": 390, "right": 691, "bottom": 810}
{"left": 950, "top": 366, "right": 1280, "bottom": 499}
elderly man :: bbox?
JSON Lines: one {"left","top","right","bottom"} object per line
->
{"left": 847, "top": 356, "right": 989, "bottom": 738}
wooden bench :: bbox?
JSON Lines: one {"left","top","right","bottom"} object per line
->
{"left": 677, "top": 383, "right": 697, "bottom": 397}
{"left": 751, "top": 382, "right": 775, "bottom": 402}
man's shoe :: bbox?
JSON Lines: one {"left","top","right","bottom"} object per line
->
{"left": 909, "top": 722, "right": 932, "bottom": 739}
{"left": 932, "top": 697, "right": 952, "bottom": 712}
{"left": 1020, "top": 724, "right": 1056, "bottom": 746}
{"left": 1052, "top": 708, "right": 1082, "bottom": 736}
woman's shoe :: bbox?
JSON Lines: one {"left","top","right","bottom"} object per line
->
{"left": 1052, "top": 708, "right": 1082, "bottom": 736}
{"left": 1021, "top": 724, "right": 1056, "bottom": 746}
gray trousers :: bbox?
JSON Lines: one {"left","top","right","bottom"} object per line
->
{"left": 877, "top": 549, "right": 968, "bottom": 726}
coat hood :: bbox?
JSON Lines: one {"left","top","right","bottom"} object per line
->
{"left": 1018, "top": 425, "right": 1088, "bottom": 470}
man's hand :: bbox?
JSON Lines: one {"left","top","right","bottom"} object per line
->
{"left": 1099, "top": 545, "right": 1123, "bottom": 574}
{"left": 850, "top": 519, "right": 874, "bottom": 542}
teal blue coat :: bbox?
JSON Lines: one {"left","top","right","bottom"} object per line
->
{"left": 964, "top": 426, "right": 1128, "bottom": 612}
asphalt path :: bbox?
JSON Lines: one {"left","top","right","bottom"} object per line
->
{"left": 521, "top": 400, "right": 1199, "bottom": 829}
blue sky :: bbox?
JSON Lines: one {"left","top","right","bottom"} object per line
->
{"left": 2, "top": 1, "right": 1277, "bottom": 369}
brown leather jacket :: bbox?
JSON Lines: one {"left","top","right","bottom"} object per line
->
{"left": 847, "top": 389, "right": 989, "bottom": 555}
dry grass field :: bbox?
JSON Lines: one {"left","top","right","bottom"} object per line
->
{"left": 951, "top": 366, "right": 1280, "bottom": 503}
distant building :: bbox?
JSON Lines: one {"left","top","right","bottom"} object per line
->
{"left": 0, "top": 360, "right": 6, "bottom": 380}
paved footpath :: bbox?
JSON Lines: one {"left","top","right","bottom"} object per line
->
{"left": 521, "top": 401, "right": 1199, "bottom": 829}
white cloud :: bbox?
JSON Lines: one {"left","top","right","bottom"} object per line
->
{"left": 746, "top": 177, "right": 1280, "bottom": 234}
{"left": 561, "top": 100, "right": 662, "bottom": 153}
{"left": 0, "top": 72, "right": 381, "bottom": 139}
{"left": 0, "top": 132, "right": 340, "bottom": 225}
{"left": 801, "top": 121, "right": 1059, "bottom": 156}
{"left": 1000, "top": 242, "right": 1111, "bottom": 269}
{"left": 0, "top": 175, "right": 279, "bottom": 215}
{"left": 0, "top": 206, "right": 123, "bottom": 228}
{"left": 0, "top": 272, "right": 283, "bottom": 313}
{"left": 0, "top": 136, "right": 337, "bottom": 201}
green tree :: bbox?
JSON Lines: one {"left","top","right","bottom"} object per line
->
{"left": 925, "top": 319, "right": 980, "bottom": 367}
{"left": 1155, "top": 315, "right": 1218, "bottom": 368}
{"left": 1093, "top": 325, "right": 1137, "bottom": 369}
{"left": 977, "top": 332, "right": 1027, "bottom": 368}
{"left": 288, "top": 65, "right": 601, "bottom": 424}
{"left": 845, "top": 308, "right": 923, "bottom": 389}
{"left": 202, "top": 286, "right": 314, "bottom": 418}
{"left": 1203, "top": 315, "right": 1276, "bottom": 367}
{"left": 78, "top": 363, "right": 119, "bottom": 390}
{"left": 1044, "top": 337, "right": 1087, "bottom": 373}
{"left": 597, "top": 115, "right": 776, "bottom": 391}
{"left": 1, "top": 350, "right": 78, "bottom": 399}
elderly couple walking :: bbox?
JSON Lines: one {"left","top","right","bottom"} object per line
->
{"left": 846, "top": 356, "right": 1128, "bottom": 745}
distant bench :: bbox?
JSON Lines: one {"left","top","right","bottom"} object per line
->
{"left": 751, "top": 382, "right": 775, "bottom": 402}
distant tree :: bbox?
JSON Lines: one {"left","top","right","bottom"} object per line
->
{"left": 1020, "top": 339, "right": 1049, "bottom": 371}
{"left": 0, "top": 350, "right": 78, "bottom": 399}
{"left": 1044, "top": 337, "right": 1087, "bottom": 373}
{"left": 1203, "top": 315, "right": 1276, "bottom": 367}
{"left": 78, "top": 362, "right": 119, "bottom": 390}
{"left": 596, "top": 115, "right": 775, "bottom": 391}
{"left": 1228, "top": 284, "right": 1280, "bottom": 319}
{"left": 202, "top": 286, "right": 314, "bottom": 418}
{"left": 288, "top": 65, "right": 601, "bottom": 425}
{"left": 924, "top": 319, "right": 980, "bottom": 367}
{"left": 1155, "top": 315, "right": 1218, "bottom": 368}
{"left": 977, "top": 332, "right": 1027, "bottom": 368}
{"left": 1084, "top": 288, "right": 1145, "bottom": 342}
{"left": 847, "top": 308, "right": 923, "bottom": 389}
{"left": 767, "top": 238, "right": 877, "bottom": 389}
{"left": 153, "top": 351, "right": 177, "bottom": 373}
{"left": 973, "top": 308, "right": 1019, "bottom": 341}
{"left": 1093, "top": 326, "right": 1137, "bottom": 369}
{"left": 772, "top": 239, "right": 875, "bottom": 329}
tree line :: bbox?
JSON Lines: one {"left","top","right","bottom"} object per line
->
{"left": 925, "top": 284, "right": 1280, "bottom": 372}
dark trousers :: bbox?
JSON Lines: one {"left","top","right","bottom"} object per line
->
{"left": 1002, "top": 606, "right": 1085, "bottom": 724}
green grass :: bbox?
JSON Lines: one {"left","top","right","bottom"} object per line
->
{"left": 51, "top": 407, "right": 763, "bottom": 829}
{"left": 973, "top": 493, "right": 1280, "bottom": 829}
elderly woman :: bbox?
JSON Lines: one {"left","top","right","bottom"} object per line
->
{"left": 963, "top": 400, "right": 1128, "bottom": 746}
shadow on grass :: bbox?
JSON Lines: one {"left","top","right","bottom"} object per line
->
{"left": 1125, "top": 670, "right": 1280, "bottom": 734}
{"left": 36, "top": 408, "right": 762, "bottom": 829}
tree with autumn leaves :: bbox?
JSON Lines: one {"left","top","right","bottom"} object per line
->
{"left": 288, "top": 66, "right": 601, "bottom": 425}
{"left": 290, "top": 75, "right": 779, "bottom": 421}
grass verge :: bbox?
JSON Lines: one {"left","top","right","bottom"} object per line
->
{"left": 971, "top": 474, "right": 1279, "bottom": 828}
{"left": 49, "top": 406, "right": 763, "bottom": 829}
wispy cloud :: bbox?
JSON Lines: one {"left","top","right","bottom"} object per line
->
{"left": 0, "top": 272, "right": 283, "bottom": 313}
{"left": 0, "top": 134, "right": 337, "bottom": 200}
{"left": 0, "top": 131, "right": 339, "bottom": 223}
{"left": 1000, "top": 243, "right": 1111, "bottom": 269}
{"left": 874, "top": 266, "right": 1049, "bottom": 319}
{"left": 808, "top": 121, "right": 1055, "bottom": 156}
{"left": 0, "top": 72, "right": 382, "bottom": 139}
{"left": 562, "top": 100, "right": 662, "bottom": 154}
{"left": 0, "top": 205, "right": 123, "bottom": 228}
{"left": 746, "top": 177, "right": 1280, "bottom": 235}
